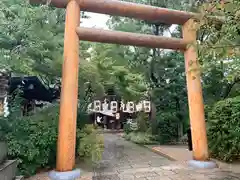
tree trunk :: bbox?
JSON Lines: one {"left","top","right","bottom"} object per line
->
{"left": 150, "top": 102, "right": 158, "bottom": 135}
{"left": 175, "top": 96, "right": 183, "bottom": 140}
{"left": 178, "top": 123, "right": 183, "bottom": 141}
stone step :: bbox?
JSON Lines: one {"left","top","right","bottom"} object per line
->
{"left": 15, "top": 175, "right": 24, "bottom": 180}
{"left": 0, "top": 160, "right": 18, "bottom": 180}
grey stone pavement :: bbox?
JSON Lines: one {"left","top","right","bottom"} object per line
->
{"left": 93, "top": 133, "right": 240, "bottom": 180}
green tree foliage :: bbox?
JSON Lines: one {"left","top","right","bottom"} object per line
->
{"left": 199, "top": 2, "right": 240, "bottom": 161}
{"left": 0, "top": 0, "right": 65, "bottom": 85}
{"left": 89, "top": 43, "right": 148, "bottom": 101}
{"left": 207, "top": 96, "right": 240, "bottom": 162}
{"left": 0, "top": 0, "right": 91, "bottom": 88}
{"left": 197, "top": 0, "right": 240, "bottom": 103}
{"left": 108, "top": 0, "right": 189, "bottom": 141}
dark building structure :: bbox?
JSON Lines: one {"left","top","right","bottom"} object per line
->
{"left": 8, "top": 76, "right": 60, "bottom": 115}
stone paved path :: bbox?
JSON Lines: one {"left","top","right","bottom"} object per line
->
{"left": 93, "top": 133, "right": 240, "bottom": 180}
{"left": 28, "top": 133, "right": 240, "bottom": 180}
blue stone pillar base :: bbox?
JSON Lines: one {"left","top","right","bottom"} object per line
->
{"left": 188, "top": 160, "right": 217, "bottom": 169}
{"left": 49, "top": 169, "right": 81, "bottom": 180}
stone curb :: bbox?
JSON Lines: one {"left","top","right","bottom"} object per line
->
{"left": 150, "top": 147, "right": 177, "bottom": 161}
{"left": 147, "top": 146, "right": 240, "bottom": 171}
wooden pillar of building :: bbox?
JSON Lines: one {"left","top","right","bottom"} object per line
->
{"left": 182, "top": 19, "right": 209, "bottom": 161}
{"left": 56, "top": 0, "right": 80, "bottom": 171}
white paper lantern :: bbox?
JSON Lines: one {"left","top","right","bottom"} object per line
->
{"left": 143, "top": 100, "right": 151, "bottom": 113}
{"left": 3, "top": 97, "right": 9, "bottom": 117}
{"left": 122, "top": 101, "right": 128, "bottom": 112}
{"left": 110, "top": 101, "right": 118, "bottom": 113}
{"left": 116, "top": 113, "right": 120, "bottom": 119}
{"left": 93, "top": 100, "right": 101, "bottom": 112}
{"left": 127, "top": 101, "right": 135, "bottom": 113}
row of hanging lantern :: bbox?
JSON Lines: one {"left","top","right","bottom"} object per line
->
{"left": 92, "top": 99, "right": 151, "bottom": 113}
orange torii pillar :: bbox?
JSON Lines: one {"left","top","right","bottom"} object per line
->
{"left": 49, "top": 0, "right": 81, "bottom": 179}
{"left": 182, "top": 19, "right": 216, "bottom": 168}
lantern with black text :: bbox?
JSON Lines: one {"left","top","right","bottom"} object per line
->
{"left": 110, "top": 101, "right": 118, "bottom": 113}
{"left": 121, "top": 101, "right": 128, "bottom": 112}
{"left": 93, "top": 100, "right": 101, "bottom": 112}
{"left": 143, "top": 100, "right": 151, "bottom": 113}
{"left": 127, "top": 101, "right": 135, "bottom": 113}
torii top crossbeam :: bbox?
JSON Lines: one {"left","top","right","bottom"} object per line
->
{"left": 31, "top": 0, "right": 197, "bottom": 25}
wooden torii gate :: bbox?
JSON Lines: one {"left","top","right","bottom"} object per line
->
{"left": 31, "top": 0, "right": 216, "bottom": 177}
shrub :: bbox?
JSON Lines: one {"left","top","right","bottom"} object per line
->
{"left": 123, "top": 112, "right": 156, "bottom": 145}
{"left": 77, "top": 110, "right": 91, "bottom": 129}
{"left": 77, "top": 124, "right": 104, "bottom": 164}
{"left": 0, "top": 93, "right": 94, "bottom": 177}
{"left": 124, "top": 132, "right": 155, "bottom": 145}
{"left": 136, "top": 112, "right": 149, "bottom": 132}
{"left": 4, "top": 104, "right": 59, "bottom": 176}
{"left": 123, "top": 122, "right": 132, "bottom": 134}
{"left": 207, "top": 96, "right": 240, "bottom": 162}
{"left": 156, "top": 112, "right": 179, "bottom": 144}
{"left": 0, "top": 116, "right": 8, "bottom": 141}
{"left": 123, "top": 112, "right": 149, "bottom": 134}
